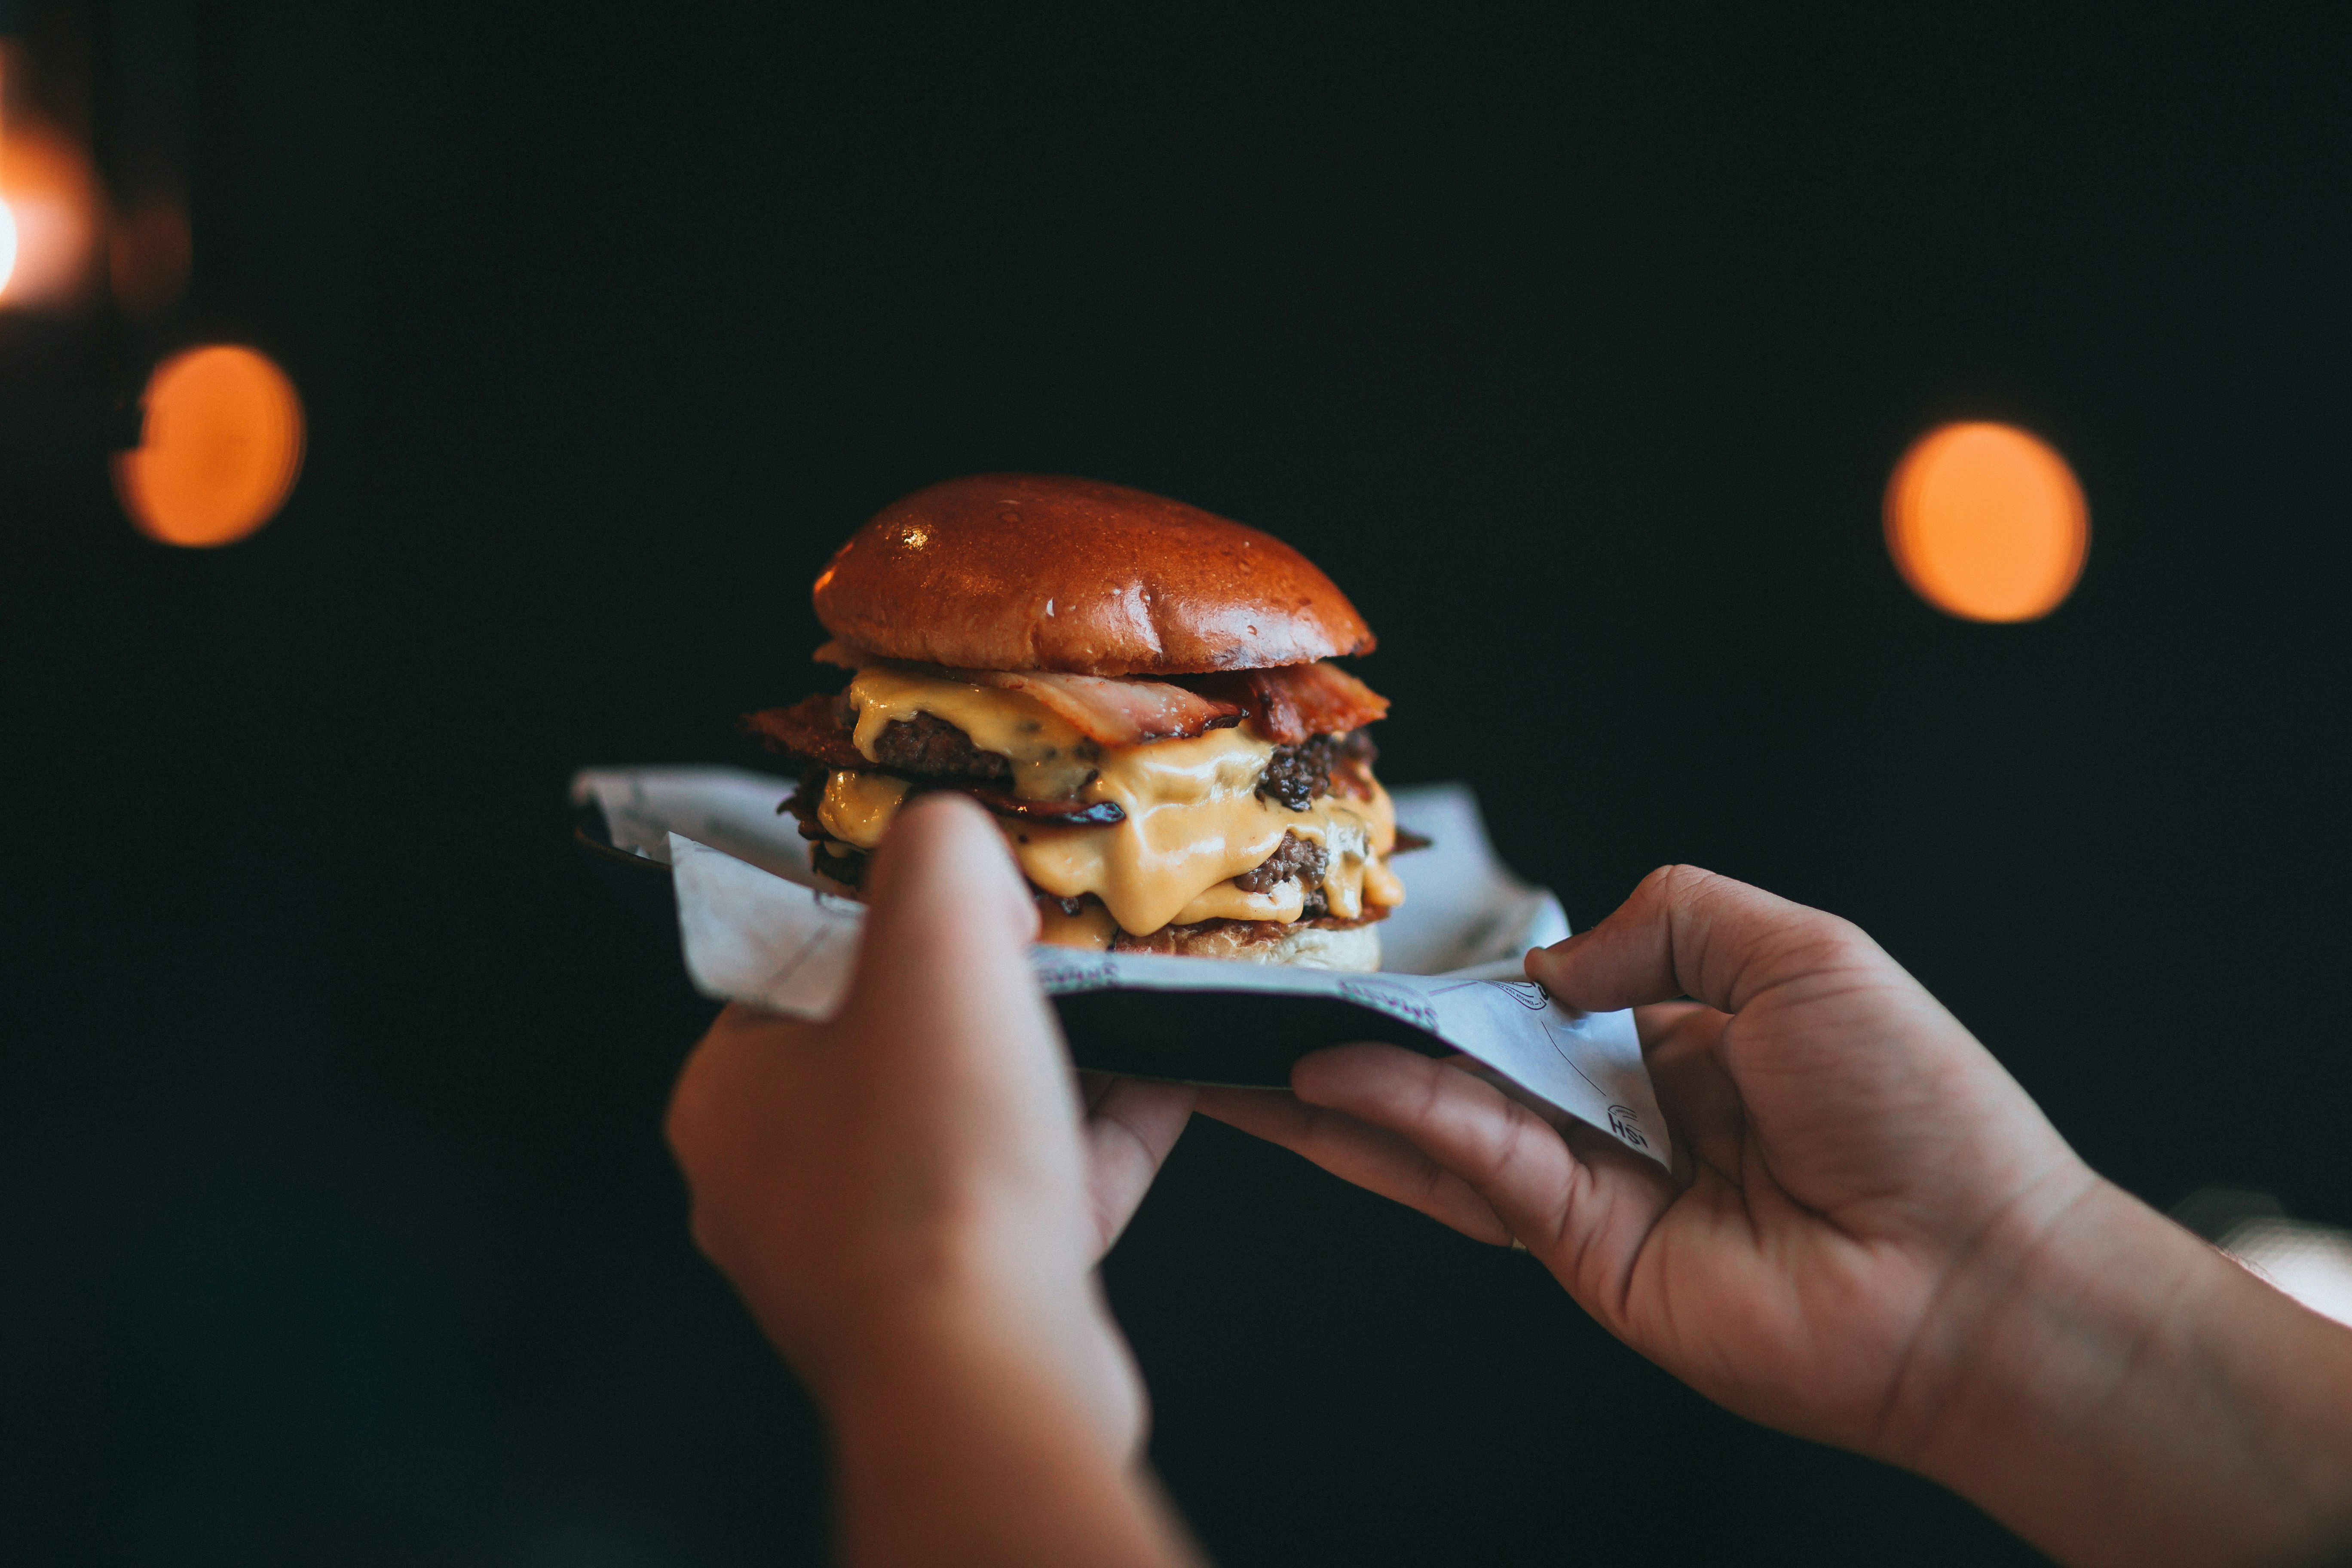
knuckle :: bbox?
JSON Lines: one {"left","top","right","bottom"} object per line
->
{"left": 1792, "top": 913, "right": 1881, "bottom": 972}
{"left": 1412, "top": 1061, "right": 1456, "bottom": 1127}
{"left": 1652, "top": 863, "right": 1722, "bottom": 901}
{"left": 1638, "top": 863, "right": 1689, "bottom": 903}
{"left": 1456, "top": 1086, "right": 1532, "bottom": 1187}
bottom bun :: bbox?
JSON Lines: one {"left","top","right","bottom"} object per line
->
{"left": 1112, "top": 918, "right": 1382, "bottom": 973}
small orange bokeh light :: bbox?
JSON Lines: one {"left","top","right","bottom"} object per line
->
{"left": 114, "top": 345, "right": 306, "bottom": 548}
{"left": 1885, "top": 422, "right": 2089, "bottom": 623}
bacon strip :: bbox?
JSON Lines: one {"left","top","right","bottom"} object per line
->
{"left": 741, "top": 695, "right": 863, "bottom": 771}
{"left": 809, "top": 648, "right": 1245, "bottom": 748}
{"left": 1249, "top": 662, "right": 1389, "bottom": 745}
{"left": 1178, "top": 662, "right": 1389, "bottom": 745}
{"left": 808, "top": 646, "right": 1382, "bottom": 748}
{"left": 960, "top": 668, "right": 1242, "bottom": 747}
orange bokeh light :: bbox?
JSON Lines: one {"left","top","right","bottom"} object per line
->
{"left": 1885, "top": 421, "right": 2089, "bottom": 623}
{"left": 113, "top": 346, "right": 306, "bottom": 548}
{"left": 0, "top": 118, "right": 100, "bottom": 309}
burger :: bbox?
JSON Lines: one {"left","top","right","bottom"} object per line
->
{"left": 742, "top": 473, "right": 1411, "bottom": 971}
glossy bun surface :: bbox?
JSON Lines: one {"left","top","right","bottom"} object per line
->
{"left": 813, "top": 473, "right": 1374, "bottom": 675}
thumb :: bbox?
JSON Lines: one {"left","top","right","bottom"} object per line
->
{"left": 1526, "top": 863, "right": 1870, "bottom": 1017}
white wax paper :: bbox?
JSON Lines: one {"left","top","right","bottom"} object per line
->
{"left": 570, "top": 767, "right": 1669, "bottom": 1166}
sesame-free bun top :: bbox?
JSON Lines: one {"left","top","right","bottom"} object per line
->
{"left": 812, "top": 473, "right": 1375, "bottom": 676}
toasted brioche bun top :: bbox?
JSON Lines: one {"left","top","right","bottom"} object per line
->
{"left": 812, "top": 473, "right": 1375, "bottom": 676}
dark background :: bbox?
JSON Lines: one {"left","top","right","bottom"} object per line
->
{"left": 6, "top": 5, "right": 2349, "bottom": 1563}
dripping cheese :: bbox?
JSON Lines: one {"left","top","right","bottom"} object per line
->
{"left": 819, "top": 665, "right": 1402, "bottom": 937}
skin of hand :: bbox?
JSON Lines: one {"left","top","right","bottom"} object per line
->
{"left": 1197, "top": 865, "right": 2352, "bottom": 1568}
{"left": 665, "top": 793, "right": 1200, "bottom": 1566}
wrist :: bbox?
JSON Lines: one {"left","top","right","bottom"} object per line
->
{"left": 1898, "top": 1176, "right": 2352, "bottom": 1567}
{"left": 825, "top": 1280, "right": 1119, "bottom": 1442}
{"left": 730, "top": 1213, "right": 1111, "bottom": 1423}
{"left": 823, "top": 1290, "right": 1181, "bottom": 1567}
{"left": 804, "top": 1231, "right": 1147, "bottom": 1459}
{"left": 1893, "top": 1174, "right": 2190, "bottom": 1476}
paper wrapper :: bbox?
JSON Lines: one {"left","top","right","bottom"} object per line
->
{"left": 570, "top": 767, "right": 1669, "bottom": 1167}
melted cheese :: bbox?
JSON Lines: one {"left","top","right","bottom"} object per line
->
{"left": 1360, "top": 853, "right": 1406, "bottom": 912}
{"left": 847, "top": 666, "right": 1098, "bottom": 799}
{"left": 826, "top": 667, "right": 1403, "bottom": 938}
{"left": 1175, "top": 879, "right": 1305, "bottom": 925}
{"left": 1036, "top": 900, "right": 1119, "bottom": 951}
{"left": 817, "top": 770, "right": 910, "bottom": 848}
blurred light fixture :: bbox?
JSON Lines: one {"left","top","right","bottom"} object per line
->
{"left": 0, "top": 112, "right": 99, "bottom": 310}
{"left": 0, "top": 193, "right": 16, "bottom": 294}
{"left": 113, "top": 344, "right": 306, "bottom": 548}
{"left": 1885, "top": 421, "right": 2089, "bottom": 622}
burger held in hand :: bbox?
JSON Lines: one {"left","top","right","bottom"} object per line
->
{"left": 744, "top": 473, "right": 1412, "bottom": 971}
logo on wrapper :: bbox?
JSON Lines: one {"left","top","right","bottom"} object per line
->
{"left": 1606, "top": 1105, "right": 1648, "bottom": 1148}
{"left": 1484, "top": 979, "right": 1550, "bottom": 1011}
{"left": 1030, "top": 954, "right": 1118, "bottom": 995}
{"left": 1335, "top": 979, "right": 1439, "bottom": 1033}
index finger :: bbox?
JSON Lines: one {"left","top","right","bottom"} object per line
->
{"left": 1525, "top": 864, "right": 1880, "bottom": 1017}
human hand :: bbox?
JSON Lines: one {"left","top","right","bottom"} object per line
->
{"left": 1199, "top": 865, "right": 2352, "bottom": 1567}
{"left": 1200, "top": 864, "right": 2089, "bottom": 1458}
{"left": 665, "top": 793, "right": 1194, "bottom": 1458}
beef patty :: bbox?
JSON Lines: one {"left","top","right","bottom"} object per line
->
{"left": 1256, "top": 730, "right": 1377, "bottom": 810}
{"left": 768, "top": 702, "right": 1374, "bottom": 922}
{"left": 867, "top": 710, "right": 1012, "bottom": 782}
{"left": 795, "top": 803, "right": 1342, "bottom": 920}
{"left": 1234, "top": 830, "right": 1327, "bottom": 893}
